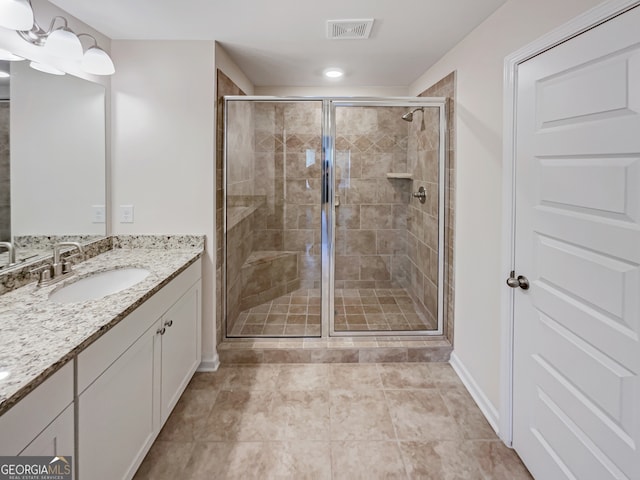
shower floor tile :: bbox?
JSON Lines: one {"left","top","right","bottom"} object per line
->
{"left": 229, "top": 287, "right": 435, "bottom": 338}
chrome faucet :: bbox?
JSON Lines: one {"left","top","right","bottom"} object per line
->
{"left": 0, "top": 241, "right": 16, "bottom": 268}
{"left": 33, "top": 242, "right": 85, "bottom": 286}
{"left": 52, "top": 242, "right": 85, "bottom": 277}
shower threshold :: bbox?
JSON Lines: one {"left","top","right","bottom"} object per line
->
{"left": 218, "top": 335, "right": 452, "bottom": 364}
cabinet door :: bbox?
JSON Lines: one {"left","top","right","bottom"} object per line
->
{"left": 160, "top": 282, "right": 201, "bottom": 424}
{"left": 79, "top": 321, "right": 161, "bottom": 480}
{"left": 20, "top": 404, "right": 75, "bottom": 479}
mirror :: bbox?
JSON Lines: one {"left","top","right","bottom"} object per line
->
{"left": 0, "top": 58, "right": 106, "bottom": 268}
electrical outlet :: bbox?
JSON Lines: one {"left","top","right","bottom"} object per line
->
{"left": 120, "top": 205, "right": 134, "bottom": 223}
{"left": 92, "top": 205, "right": 105, "bottom": 223}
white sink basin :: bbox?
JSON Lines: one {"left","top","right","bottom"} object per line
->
{"left": 48, "top": 268, "right": 151, "bottom": 303}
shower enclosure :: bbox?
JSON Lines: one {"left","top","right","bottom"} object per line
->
{"left": 224, "top": 97, "right": 446, "bottom": 338}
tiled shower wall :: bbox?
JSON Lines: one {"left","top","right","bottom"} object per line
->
{"left": 404, "top": 107, "right": 441, "bottom": 327}
{"left": 420, "top": 72, "right": 456, "bottom": 343}
{"left": 226, "top": 101, "right": 255, "bottom": 197}
{"left": 334, "top": 107, "right": 412, "bottom": 290}
{"left": 256, "top": 102, "right": 323, "bottom": 288}
{"left": 0, "top": 103, "right": 9, "bottom": 242}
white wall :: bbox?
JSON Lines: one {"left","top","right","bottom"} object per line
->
{"left": 410, "top": 0, "right": 602, "bottom": 414}
{"left": 255, "top": 85, "right": 408, "bottom": 97}
{"left": 215, "top": 44, "right": 254, "bottom": 95}
{"left": 110, "top": 40, "right": 217, "bottom": 365}
{"left": 11, "top": 61, "right": 105, "bottom": 235}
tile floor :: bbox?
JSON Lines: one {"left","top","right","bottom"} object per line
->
{"left": 134, "top": 363, "right": 532, "bottom": 479}
{"left": 230, "top": 288, "right": 435, "bottom": 337}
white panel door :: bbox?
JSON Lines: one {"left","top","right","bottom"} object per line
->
{"left": 513, "top": 6, "right": 640, "bottom": 480}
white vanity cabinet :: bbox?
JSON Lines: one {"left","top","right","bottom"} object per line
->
{"left": 77, "top": 260, "right": 201, "bottom": 480}
{"left": 0, "top": 362, "right": 74, "bottom": 462}
{"left": 159, "top": 281, "right": 200, "bottom": 424}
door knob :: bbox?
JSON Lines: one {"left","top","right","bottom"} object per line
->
{"left": 506, "top": 271, "right": 529, "bottom": 290}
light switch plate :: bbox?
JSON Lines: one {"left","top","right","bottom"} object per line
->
{"left": 91, "top": 205, "right": 105, "bottom": 224}
{"left": 120, "top": 205, "right": 134, "bottom": 223}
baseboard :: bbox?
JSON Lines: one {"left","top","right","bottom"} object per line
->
{"left": 197, "top": 353, "right": 220, "bottom": 372}
{"left": 449, "top": 352, "right": 500, "bottom": 434}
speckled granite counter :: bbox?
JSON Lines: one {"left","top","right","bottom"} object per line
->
{"left": 0, "top": 240, "right": 203, "bottom": 416}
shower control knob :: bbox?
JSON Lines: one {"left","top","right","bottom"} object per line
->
{"left": 506, "top": 271, "right": 529, "bottom": 290}
{"left": 412, "top": 186, "right": 427, "bottom": 204}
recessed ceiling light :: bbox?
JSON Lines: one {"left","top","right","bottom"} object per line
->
{"left": 324, "top": 67, "right": 344, "bottom": 79}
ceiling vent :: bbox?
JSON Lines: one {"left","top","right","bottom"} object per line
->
{"left": 327, "top": 19, "right": 374, "bottom": 40}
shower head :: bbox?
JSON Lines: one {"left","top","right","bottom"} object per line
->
{"left": 401, "top": 107, "right": 424, "bottom": 122}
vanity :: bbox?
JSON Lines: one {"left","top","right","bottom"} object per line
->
{"left": 0, "top": 236, "right": 204, "bottom": 480}
{"left": 0, "top": 26, "right": 205, "bottom": 480}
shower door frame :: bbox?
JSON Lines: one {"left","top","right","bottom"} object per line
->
{"left": 223, "top": 96, "right": 447, "bottom": 339}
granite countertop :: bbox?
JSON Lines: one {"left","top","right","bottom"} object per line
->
{"left": 0, "top": 245, "right": 203, "bottom": 416}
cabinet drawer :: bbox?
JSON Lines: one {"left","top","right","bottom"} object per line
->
{"left": 0, "top": 362, "right": 73, "bottom": 455}
{"left": 77, "top": 260, "right": 201, "bottom": 393}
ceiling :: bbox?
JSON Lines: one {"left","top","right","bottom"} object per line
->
{"left": 49, "top": 0, "right": 507, "bottom": 87}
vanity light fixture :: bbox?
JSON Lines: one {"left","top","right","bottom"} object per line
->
{"left": 0, "top": 0, "right": 34, "bottom": 31}
{"left": 10, "top": 0, "right": 115, "bottom": 75}
{"left": 323, "top": 67, "right": 344, "bottom": 79}
{"left": 0, "top": 71, "right": 9, "bottom": 78}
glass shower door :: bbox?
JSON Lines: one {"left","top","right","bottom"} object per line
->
{"left": 224, "top": 99, "right": 323, "bottom": 338}
{"left": 331, "top": 102, "right": 445, "bottom": 335}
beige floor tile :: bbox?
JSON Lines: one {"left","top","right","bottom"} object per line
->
{"left": 158, "top": 389, "right": 218, "bottom": 442}
{"left": 330, "top": 390, "right": 396, "bottom": 440}
{"left": 385, "top": 389, "right": 462, "bottom": 441}
{"left": 222, "top": 364, "right": 280, "bottom": 390}
{"left": 196, "top": 390, "right": 285, "bottom": 441}
{"left": 272, "top": 390, "right": 330, "bottom": 440}
{"left": 329, "top": 364, "right": 383, "bottom": 389}
{"left": 331, "top": 441, "right": 407, "bottom": 480}
{"left": 428, "top": 363, "right": 464, "bottom": 388}
{"left": 378, "top": 363, "right": 435, "bottom": 389}
{"left": 467, "top": 440, "right": 533, "bottom": 480}
{"left": 398, "top": 441, "right": 484, "bottom": 479}
{"left": 440, "top": 386, "right": 497, "bottom": 440}
{"left": 275, "top": 364, "right": 329, "bottom": 391}
{"left": 183, "top": 441, "right": 331, "bottom": 480}
{"left": 187, "top": 370, "right": 229, "bottom": 391}
{"left": 133, "top": 440, "right": 194, "bottom": 480}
